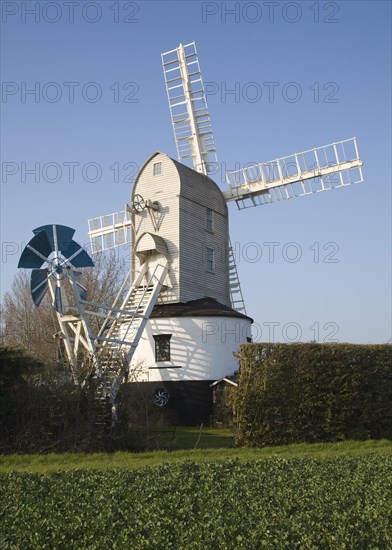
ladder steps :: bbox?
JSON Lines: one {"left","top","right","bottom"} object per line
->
{"left": 228, "top": 239, "right": 246, "bottom": 314}
{"left": 95, "top": 262, "right": 168, "bottom": 403}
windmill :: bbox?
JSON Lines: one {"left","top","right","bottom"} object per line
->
{"left": 19, "top": 42, "right": 364, "bottom": 424}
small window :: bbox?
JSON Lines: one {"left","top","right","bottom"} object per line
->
{"left": 153, "top": 334, "right": 172, "bottom": 362}
{"left": 153, "top": 162, "right": 162, "bottom": 176}
{"left": 206, "top": 207, "right": 214, "bottom": 231}
{"left": 206, "top": 247, "right": 215, "bottom": 272}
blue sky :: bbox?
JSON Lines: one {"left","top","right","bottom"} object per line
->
{"left": 1, "top": 0, "right": 391, "bottom": 343}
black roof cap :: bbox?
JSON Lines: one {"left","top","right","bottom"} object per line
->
{"left": 151, "top": 297, "right": 253, "bottom": 322}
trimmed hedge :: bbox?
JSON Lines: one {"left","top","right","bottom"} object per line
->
{"left": 232, "top": 343, "right": 392, "bottom": 446}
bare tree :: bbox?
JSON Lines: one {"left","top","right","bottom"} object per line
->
{"left": 1, "top": 272, "right": 56, "bottom": 362}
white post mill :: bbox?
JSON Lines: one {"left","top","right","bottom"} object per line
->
{"left": 19, "top": 42, "right": 364, "bottom": 424}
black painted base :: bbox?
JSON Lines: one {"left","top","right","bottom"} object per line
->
{"left": 119, "top": 380, "right": 214, "bottom": 426}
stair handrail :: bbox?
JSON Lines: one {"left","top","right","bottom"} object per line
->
{"left": 97, "top": 264, "right": 147, "bottom": 339}
{"left": 118, "top": 262, "right": 167, "bottom": 348}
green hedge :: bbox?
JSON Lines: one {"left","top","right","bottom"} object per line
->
{"left": 232, "top": 343, "right": 392, "bottom": 446}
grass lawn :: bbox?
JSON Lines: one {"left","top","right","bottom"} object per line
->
{"left": 146, "top": 426, "right": 234, "bottom": 448}
{"left": 0, "top": 436, "right": 390, "bottom": 474}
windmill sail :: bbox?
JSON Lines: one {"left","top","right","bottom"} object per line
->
{"left": 223, "top": 137, "right": 363, "bottom": 209}
{"left": 88, "top": 209, "right": 133, "bottom": 253}
{"left": 18, "top": 230, "right": 52, "bottom": 268}
{"left": 31, "top": 268, "right": 49, "bottom": 306}
{"left": 162, "top": 41, "right": 217, "bottom": 175}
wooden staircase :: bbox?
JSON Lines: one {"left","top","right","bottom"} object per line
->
{"left": 93, "top": 260, "right": 168, "bottom": 405}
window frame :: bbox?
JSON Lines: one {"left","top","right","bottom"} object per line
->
{"left": 153, "top": 334, "right": 172, "bottom": 362}
{"left": 206, "top": 207, "right": 214, "bottom": 232}
{"left": 206, "top": 246, "right": 215, "bottom": 273}
{"left": 153, "top": 162, "right": 162, "bottom": 176}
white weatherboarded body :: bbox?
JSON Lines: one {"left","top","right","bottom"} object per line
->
{"left": 131, "top": 152, "right": 230, "bottom": 307}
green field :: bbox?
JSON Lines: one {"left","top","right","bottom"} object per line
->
{"left": 1, "top": 440, "right": 391, "bottom": 549}
{"left": 0, "top": 437, "right": 391, "bottom": 473}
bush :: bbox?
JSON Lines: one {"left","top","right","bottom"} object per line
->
{"left": 232, "top": 343, "right": 392, "bottom": 446}
{"left": 0, "top": 347, "right": 114, "bottom": 453}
